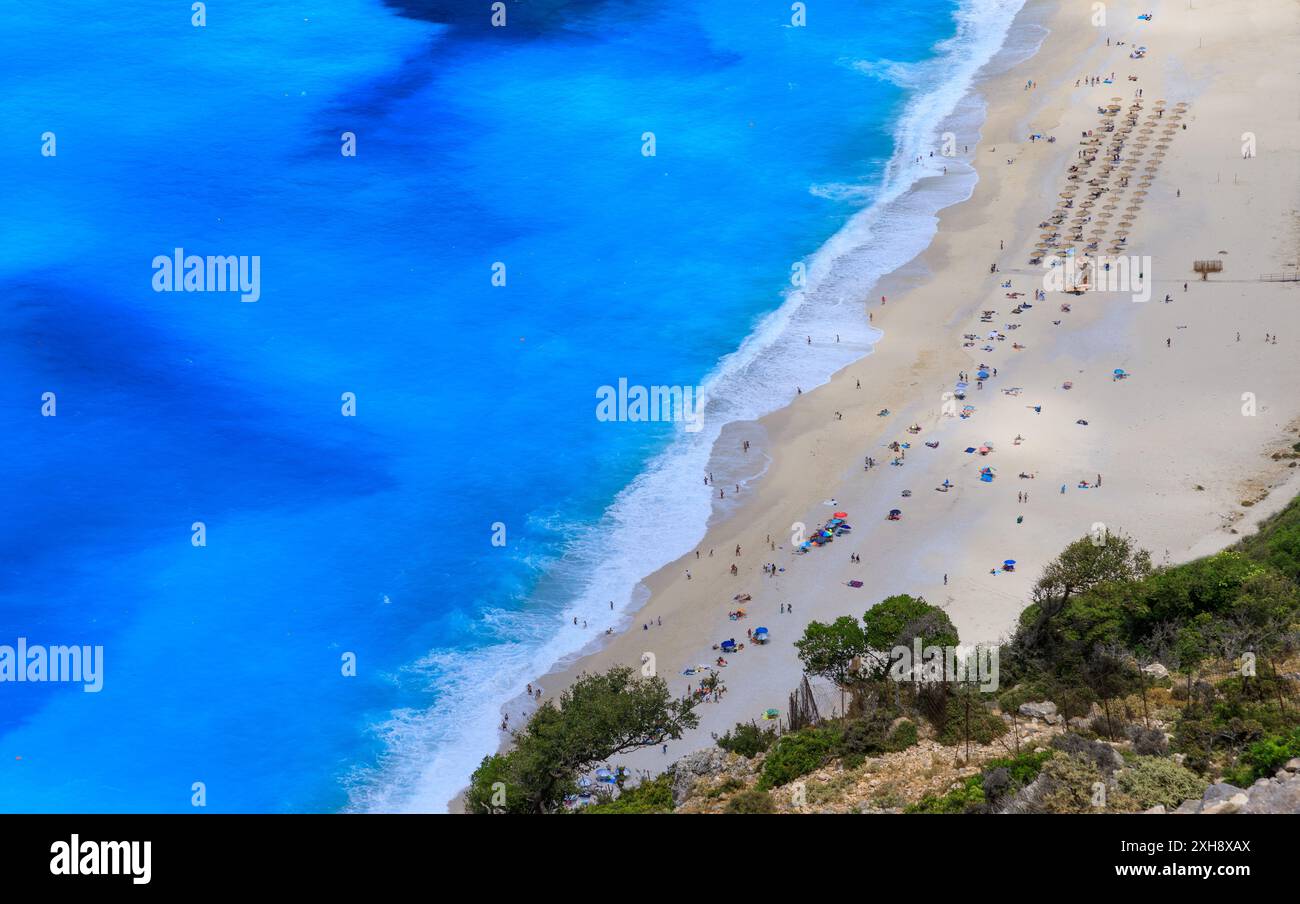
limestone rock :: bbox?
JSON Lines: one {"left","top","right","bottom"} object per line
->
{"left": 1019, "top": 701, "right": 1058, "bottom": 721}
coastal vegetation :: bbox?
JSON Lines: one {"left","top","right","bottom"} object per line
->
{"left": 465, "top": 494, "right": 1300, "bottom": 813}
{"left": 464, "top": 666, "right": 699, "bottom": 814}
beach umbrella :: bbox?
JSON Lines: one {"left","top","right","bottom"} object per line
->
{"left": 833, "top": 511, "right": 848, "bottom": 518}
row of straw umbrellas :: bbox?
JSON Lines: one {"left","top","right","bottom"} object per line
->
{"left": 1032, "top": 95, "right": 1188, "bottom": 266}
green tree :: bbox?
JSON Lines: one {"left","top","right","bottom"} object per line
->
{"left": 862, "top": 594, "right": 958, "bottom": 677}
{"left": 1173, "top": 613, "right": 1213, "bottom": 715}
{"left": 465, "top": 666, "right": 699, "bottom": 814}
{"left": 795, "top": 616, "right": 867, "bottom": 717}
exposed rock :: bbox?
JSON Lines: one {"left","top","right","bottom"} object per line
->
{"left": 1142, "top": 663, "right": 1170, "bottom": 680}
{"left": 1241, "top": 777, "right": 1300, "bottom": 814}
{"left": 1172, "top": 773, "right": 1300, "bottom": 814}
{"left": 668, "top": 748, "right": 730, "bottom": 806}
{"left": 1143, "top": 805, "right": 1166, "bottom": 814}
{"left": 1019, "top": 701, "right": 1058, "bottom": 721}
{"left": 1201, "top": 782, "right": 1246, "bottom": 805}
{"left": 1201, "top": 793, "right": 1249, "bottom": 815}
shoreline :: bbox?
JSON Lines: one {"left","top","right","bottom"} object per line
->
{"left": 450, "top": 0, "right": 1300, "bottom": 811}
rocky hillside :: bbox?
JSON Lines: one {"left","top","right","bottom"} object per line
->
{"left": 661, "top": 694, "right": 1300, "bottom": 814}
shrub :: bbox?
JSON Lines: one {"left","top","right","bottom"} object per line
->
{"left": 1036, "top": 754, "right": 1108, "bottom": 813}
{"left": 887, "top": 719, "right": 919, "bottom": 751}
{"left": 725, "top": 789, "right": 776, "bottom": 814}
{"left": 835, "top": 714, "right": 889, "bottom": 759}
{"left": 758, "top": 727, "right": 836, "bottom": 790}
{"left": 937, "top": 696, "right": 1007, "bottom": 746}
{"left": 1051, "top": 732, "right": 1123, "bottom": 774}
{"left": 1125, "top": 724, "right": 1168, "bottom": 756}
{"left": 985, "top": 749, "right": 1054, "bottom": 787}
{"left": 1224, "top": 728, "right": 1300, "bottom": 785}
{"left": 582, "top": 774, "right": 675, "bottom": 814}
{"left": 1116, "top": 757, "right": 1207, "bottom": 810}
{"left": 906, "top": 776, "right": 986, "bottom": 814}
{"left": 717, "top": 720, "right": 778, "bottom": 758}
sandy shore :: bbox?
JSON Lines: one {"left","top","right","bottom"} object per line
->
{"left": 454, "top": 0, "right": 1300, "bottom": 808}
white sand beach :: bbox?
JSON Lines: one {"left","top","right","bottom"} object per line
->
{"left": 462, "top": 0, "right": 1300, "bottom": 803}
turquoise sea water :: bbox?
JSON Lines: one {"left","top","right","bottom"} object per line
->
{"left": 0, "top": 0, "right": 1029, "bottom": 811}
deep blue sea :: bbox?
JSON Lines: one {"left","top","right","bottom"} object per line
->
{"left": 0, "top": 0, "right": 1030, "bottom": 811}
